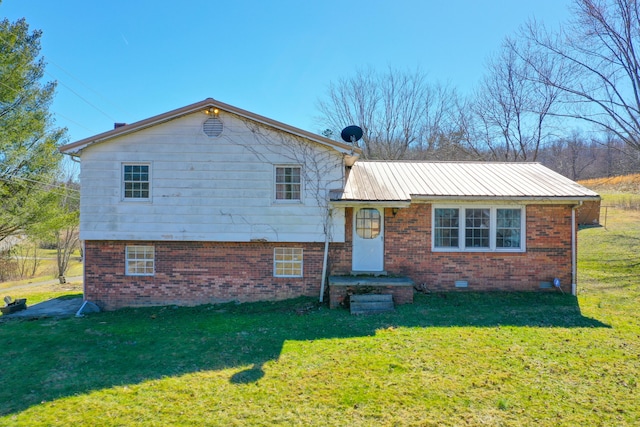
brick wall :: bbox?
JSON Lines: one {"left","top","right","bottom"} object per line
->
{"left": 329, "top": 204, "right": 575, "bottom": 293}
{"left": 84, "top": 241, "right": 325, "bottom": 310}
{"left": 85, "top": 203, "right": 575, "bottom": 310}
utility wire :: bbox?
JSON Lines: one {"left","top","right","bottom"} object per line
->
{"left": 0, "top": 175, "right": 80, "bottom": 200}
{"left": 45, "top": 71, "right": 118, "bottom": 122}
{"left": 47, "top": 59, "right": 131, "bottom": 117}
{"left": 0, "top": 31, "right": 128, "bottom": 131}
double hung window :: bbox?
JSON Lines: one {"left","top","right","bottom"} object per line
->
{"left": 275, "top": 166, "right": 301, "bottom": 201}
{"left": 123, "top": 164, "right": 150, "bottom": 200}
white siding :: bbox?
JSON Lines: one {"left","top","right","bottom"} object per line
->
{"left": 79, "top": 112, "right": 346, "bottom": 243}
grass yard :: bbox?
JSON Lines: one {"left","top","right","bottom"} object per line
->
{"left": 0, "top": 201, "right": 638, "bottom": 426}
{"left": 0, "top": 248, "right": 83, "bottom": 306}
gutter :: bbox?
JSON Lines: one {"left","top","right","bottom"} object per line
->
{"left": 329, "top": 200, "right": 411, "bottom": 208}
{"left": 409, "top": 195, "right": 601, "bottom": 203}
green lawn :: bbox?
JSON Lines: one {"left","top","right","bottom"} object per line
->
{"left": 0, "top": 204, "right": 638, "bottom": 426}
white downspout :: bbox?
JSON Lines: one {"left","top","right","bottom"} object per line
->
{"left": 571, "top": 202, "right": 583, "bottom": 296}
{"left": 319, "top": 208, "right": 332, "bottom": 302}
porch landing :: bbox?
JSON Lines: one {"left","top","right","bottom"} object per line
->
{"left": 328, "top": 275, "right": 415, "bottom": 309}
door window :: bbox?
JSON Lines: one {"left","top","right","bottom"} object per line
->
{"left": 355, "top": 208, "right": 381, "bottom": 239}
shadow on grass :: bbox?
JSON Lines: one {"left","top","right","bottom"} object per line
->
{"left": 0, "top": 292, "right": 608, "bottom": 416}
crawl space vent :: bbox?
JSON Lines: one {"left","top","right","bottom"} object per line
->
{"left": 203, "top": 117, "right": 223, "bottom": 137}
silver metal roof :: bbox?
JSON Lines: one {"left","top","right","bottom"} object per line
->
{"left": 333, "top": 161, "right": 600, "bottom": 202}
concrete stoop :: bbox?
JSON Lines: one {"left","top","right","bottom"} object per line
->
{"left": 350, "top": 294, "right": 394, "bottom": 315}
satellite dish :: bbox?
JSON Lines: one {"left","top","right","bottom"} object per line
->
{"left": 341, "top": 125, "right": 363, "bottom": 143}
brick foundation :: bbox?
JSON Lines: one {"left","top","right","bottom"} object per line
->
{"left": 84, "top": 241, "right": 325, "bottom": 310}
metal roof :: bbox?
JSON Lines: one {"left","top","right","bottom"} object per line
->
{"left": 333, "top": 161, "right": 600, "bottom": 202}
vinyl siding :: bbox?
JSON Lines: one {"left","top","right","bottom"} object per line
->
{"left": 79, "top": 111, "right": 346, "bottom": 243}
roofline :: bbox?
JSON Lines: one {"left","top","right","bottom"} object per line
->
{"left": 59, "top": 98, "right": 363, "bottom": 156}
{"left": 331, "top": 195, "right": 601, "bottom": 204}
{"left": 410, "top": 195, "right": 602, "bottom": 202}
{"left": 353, "top": 160, "right": 548, "bottom": 165}
{"left": 329, "top": 200, "right": 412, "bottom": 207}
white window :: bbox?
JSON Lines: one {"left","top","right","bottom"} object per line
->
{"left": 496, "top": 208, "right": 522, "bottom": 248}
{"left": 123, "top": 164, "right": 150, "bottom": 200}
{"left": 465, "top": 208, "right": 490, "bottom": 248}
{"left": 433, "top": 206, "right": 525, "bottom": 252}
{"left": 433, "top": 208, "right": 459, "bottom": 248}
{"left": 274, "top": 248, "right": 303, "bottom": 277}
{"left": 126, "top": 245, "right": 155, "bottom": 276}
{"left": 275, "top": 166, "right": 301, "bottom": 201}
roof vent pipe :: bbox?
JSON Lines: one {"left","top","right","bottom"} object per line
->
{"left": 114, "top": 122, "right": 127, "bottom": 129}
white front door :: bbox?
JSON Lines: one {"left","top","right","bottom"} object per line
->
{"left": 352, "top": 207, "right": 384, "bottom": 272}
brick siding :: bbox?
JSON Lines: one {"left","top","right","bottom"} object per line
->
{"left": 329, "top": 204, "right": 575, "bottom": 293}
{"left": 85, "top": 203, "right": 575, "bottom": 310}
{"left": 84, "top": 241, "right": 324, "bottom": 310}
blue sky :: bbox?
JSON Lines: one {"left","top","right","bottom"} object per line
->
{"left": 2, "top": 0, "right": 572, "bottom": 144}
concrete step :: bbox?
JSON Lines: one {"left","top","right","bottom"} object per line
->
{"left": 350, "top": 294, "right": 394, "bottom": 315}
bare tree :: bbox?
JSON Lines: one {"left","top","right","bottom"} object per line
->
{"left": 29, "top": 178, "right": 80, "bottom": 284}
{"left": 316, "top": 67, "right": 460, "bottom": 160}
{"left": 12, "top": 241, "right": 41, "bottom": 279}
{"left": 538, "top": 131, "right": 599, "bottom": 179}
{"left": 225, "top": 117, "right": 350, "bottom": 301}
{"left": 54, "top": 225, "right": 79, "bottom": 284}
{"left": 522, "top": 0, "right": 640, "bottom": 152}
{"left": 465, "top": 38, "right": 562, "bottom": 161}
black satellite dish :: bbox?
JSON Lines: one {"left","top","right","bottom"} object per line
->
{"left": 341, "top": 125, "right": 363, "bottom": 143}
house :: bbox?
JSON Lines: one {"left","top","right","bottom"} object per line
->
{"left": 60, "top": 98, "right": 600, "bottom": 310}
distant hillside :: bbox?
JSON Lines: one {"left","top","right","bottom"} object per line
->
{"left": 579, "top": 174, "right": 640, "bottom": 211}
{"left": 579, "top": 174, "right": 640, "bottom": 193}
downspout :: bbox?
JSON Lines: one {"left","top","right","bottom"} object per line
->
{"left": 571, "top": 202, "right": 583, "bottom": 296}
{"left": 319, "top": 208, "right": 332, "bottom": 302}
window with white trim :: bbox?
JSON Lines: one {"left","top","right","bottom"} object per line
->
{"left": 434, "top": 208, "right": 459, "bottom": 248}
{"left": 126, "top": 245, "right": 155, "bottom": 276}
{"left": 496, "top": 208, "right": 522, "bottom": 248}
{"left": 123, "top": 164, "right": 150, "bottom": 200}
{"left": 274, "top": 247, "right": 303, "bottom": 277}
{"left": 433, "top": 206, "right": 525, "bottom": 252}
{"left": 465, "top": 208, "right": 490, "bottom": 248}
{"left": 275, "top": 166, "right": 301, "bottom": 201}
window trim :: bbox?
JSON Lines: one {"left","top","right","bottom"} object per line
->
{"left": 273, "top": 247, "right": 304, "bottom": 278}
{"left": 125, "top": 245, "right": 155, "bottom": 276}
{"left": 274, "top": 165, "right": 302, "bottom": 203}
{"left": 432, "top": 205, "right": 526, "bottom": 253}
{"left": 122, "top": 163, "right": 151, "bottom": 202}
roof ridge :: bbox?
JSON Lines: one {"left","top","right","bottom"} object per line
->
{"left": 59, "top": 98, "right": 362, "bottom": 157}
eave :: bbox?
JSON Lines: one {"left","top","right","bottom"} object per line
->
{"left": 59, "top": 98, "right": 363, "bottom": 159}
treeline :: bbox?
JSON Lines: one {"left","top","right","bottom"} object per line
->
{"left": 538, "top": 137, "right": 640, "bottom": 181}
{"left": 402, "top": 134, "right": 640, "bottom": 181}
{"left": 316, "top": 0, "right": 640, "bottom": 182}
